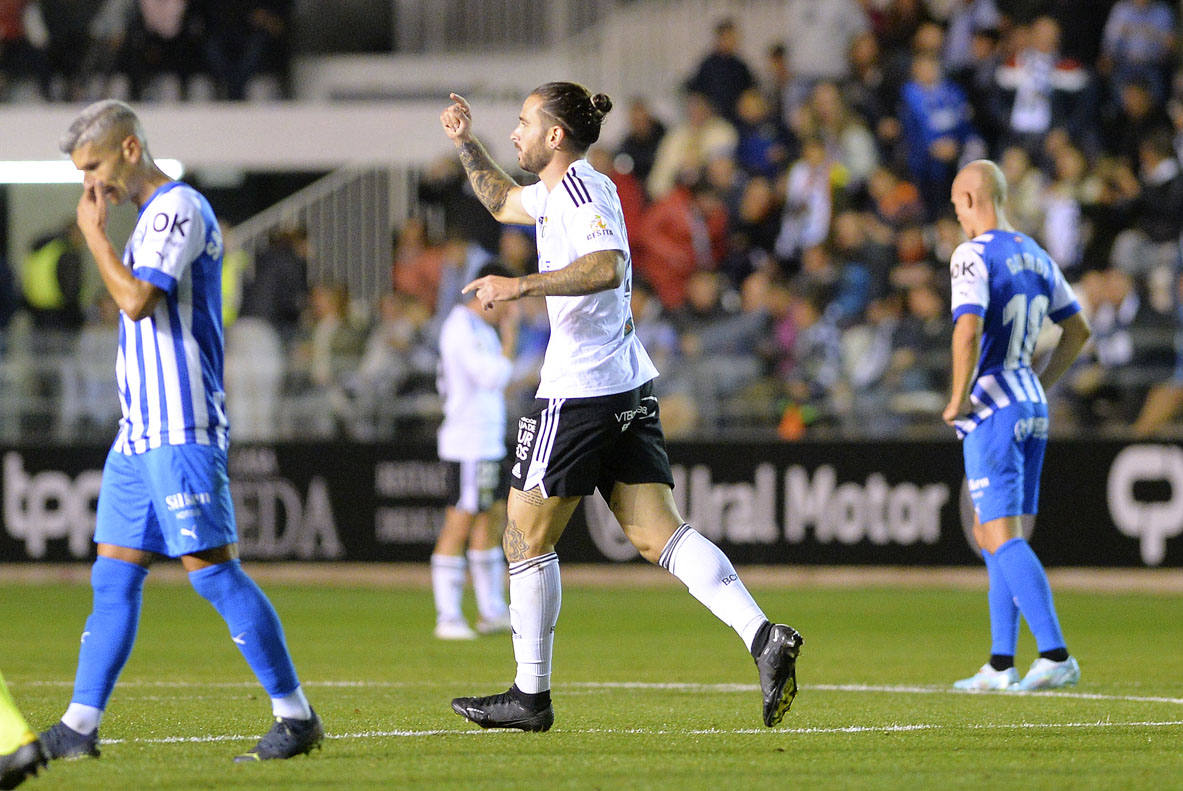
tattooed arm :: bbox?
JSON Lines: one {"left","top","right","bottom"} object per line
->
{"left": 462, "top": 250, "right": 626, "bottom": 309}
{"left": 440, "top": 92, "right": 532, "bottom": 225}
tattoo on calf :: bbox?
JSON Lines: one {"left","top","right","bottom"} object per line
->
{"left": 504, "top": 521, "right": 529, "bottom": 561}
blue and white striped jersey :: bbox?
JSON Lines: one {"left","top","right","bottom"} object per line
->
{"left": 949, "top": 229, "right": 1081, "bottom": 435}
{"left": 114, "top": 182, "right": 228, "bottom": 454}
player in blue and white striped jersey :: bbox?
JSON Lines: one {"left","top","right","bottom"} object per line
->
{"left": 38, "top": 100, "right": 322, "bottom": 763}
{"left": 944, "top": 159, "right": 1092, "bottom": 692}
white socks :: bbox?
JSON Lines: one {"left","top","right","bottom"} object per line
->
{"left": 467, "top": 547, "right": 508, "bottom": 620}
{"left": 509, "top": 553, "right": 561, "bottom": 694}
{"left": 271, "top": 685, "right": 312, "bottom": 720}
{"left": 659, "top": 524, "right": 768, "bottom": 651}
{"left": 62, "top": 703, "right": 103, "bottom": 735}
{"left": 431, "top": 554, "right": 467, "bottom": 623}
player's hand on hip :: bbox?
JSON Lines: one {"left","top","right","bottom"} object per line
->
{"left": 463, "top": 274, "right": 521, "bottom": 310}
{"left": 942, "top": 399, "right": 968, "bottom": 426}
{"left": 441, "top": 92, "right": 473, "bottom": 142}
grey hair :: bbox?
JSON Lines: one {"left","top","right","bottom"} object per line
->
{"left": 59, "top": 100, "right": 146, "bottom": 156}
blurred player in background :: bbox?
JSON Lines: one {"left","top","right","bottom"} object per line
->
{"left": 432, "top": 261, "right": 518, "bottom": 640}
{"left": 944, "top": 159, "right": 1091, "bottom": 691}
{"left": 439, "top": 83, "right": 803, "bottom": 732}
{"left": 39, "top": 100, "right": 322, "bottom": 763}
{"left": 0, "top": 672, "right": 46, "bottom": 789}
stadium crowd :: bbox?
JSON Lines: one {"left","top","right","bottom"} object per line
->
{"left": 3, "top": 0, "right": 1183, "bottom": 443}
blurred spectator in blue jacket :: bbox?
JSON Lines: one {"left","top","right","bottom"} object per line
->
{"left": 898, "top": 52, "right": 980, "bottom": 220}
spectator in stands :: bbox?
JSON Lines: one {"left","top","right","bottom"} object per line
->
{"left": 1099, "top": 0, "right": 1176, "bottom": 102}
{"left": 875, "top": 0, "right": 937, "bottom": 88}
{"left": 993, "top": 16, "right": 1098, "bottom": 160}
{"left": 684, "top": 17, "right": 755, "bottom": 124}
{"left": 866, "top": 165, "right": 925, "bottom": 229}
{"left": 798, "top": 243, "right": 872, "bottom": 328}
{"left": 719, "top": 175, "right": 780, "bottom": 288}
{"left": 1067, "top": 266, "right": 1175, "bottom": 426}
{"left": 831, "top": 209, "right": 895, "bottom": 303}
{"left": 775, "top": 136, "right": 848, "bottom": 271}
{"left": 999, "top": 145, "right": 1047, "bottom": 237}
{"left": 0, "top": 0, "right": 49, "bottom": 99}
{"left": 1106, "top": 128, "right": 1183, "bottom": 314}
{"left": 634, "top": 174, "right": 728, "bottom": 311}
{"left": 1041, "top": 141, "right": 1092, "bottom": 274}
{"left": 112, "top": 0, "right": 210, "bottom": 101}
{"left": 614, "top": 98, "right": 666, "bottom": 190}
{"left": 784, "top": 0, "right": 870, "bottom": 86}
{"left": 671, "top": 269, "right": 767, "bottom": 430}
{"left": 19, "top": 220, "right": 85, "bottom": 334}
{"left": 1105, "top": 77, "right": 1173, "bottom": 167}
{"left": 418, "top": 154, "right": 501, "bottom": 253}
{"left": 733, "top": 87, "right": 796, "bottom": 181}
{"left": 842, "top": 32, "right": 900, "bottom": 156}
{"left": 195, "top": 0, "right": 292, "bottom": 100}
{"left": 495, "top": 225, "right": 537, "bottom": 276}
{"left": 37, "top": 0, "right": 101, "bottom": 100}
{"left": 795, "top": 81, "right": 878, "bottom": 193}
{"left": 344, "top": 289, "right": 434, "bottom": 440}
{"left": 894, "top": 278, "right": 951, "bottom": 402}
{"left": 944, "top": 0, "right": 1003, "bottom": 86}
{"left": 778, "top": 280, "right": 843, "bottom": 432}
{"left": 237, "top": 224, "right": 310, "bottom": 346}
{"left": 761, "top": 42, "right": 810, "bottom": 132}
{"left": 295, "top": 280, "right": 366, "bottom": 433}
{"left": 391, "top": 216, "right": 445, "bottom": 309}
{"left": 646, "top": 90, "right": 737, "bottom": 200}
{"left": 840, "top": 287, "right": 911, "bottom": 437}
{"left": 898, "top": 52, "right": 980, "bottom": 220}
{"left": 227, "top": 225, "right": 309, "bottom": 442}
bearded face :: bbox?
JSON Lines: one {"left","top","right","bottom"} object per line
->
{"left": 512, "top": 95, "right": 558, "bottom": 174}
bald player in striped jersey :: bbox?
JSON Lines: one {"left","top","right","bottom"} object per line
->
{"left": 944, "top": 159, "right": 1091, "bottom": 692}
{"left": 38, "top": 100, "right": 322, "bottom": 763}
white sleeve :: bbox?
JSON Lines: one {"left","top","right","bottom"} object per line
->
{"left": 1048, "top": 263, "right": 1082, "bottom": 320}
{"left": 569, "top": 191, "right": 627, "bottom": 259}
{"left": 133, "top": 189, "right": 207, "bottom": 292}
{"left": 519, "top": 181, "right": 546, "bottom": 220}
{"left": 950, "top": 241, "right": 988, "bottom": 319}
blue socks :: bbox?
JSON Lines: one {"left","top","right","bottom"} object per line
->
{"left": 189, "top": 559, "right": 299, "bottom": 697}
{"left": 982, "top": 548, "right": 1019, "bottom": 660}
{"left": 72, "top": 556, "right": 148, "bottom": 709}
{"left": 992, "top": 538, "right": 1067, "bottom": 654}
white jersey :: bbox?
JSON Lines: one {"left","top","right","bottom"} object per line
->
{"left": 437, "top": 303, "right": 512, "bottom": 461}
{"left": 116, "top": 182, "right": 228, "bottom": 454}
{"left": 518, "top": 159, "right": 658, "bottom": 398}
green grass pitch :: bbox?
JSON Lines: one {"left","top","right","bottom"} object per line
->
{"left": 2, "top": 567, "right": 1181, "bottom": 790}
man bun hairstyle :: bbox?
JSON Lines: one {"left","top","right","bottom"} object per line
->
{"left": 533, "top": 81, "right": 613, "bottom": 151}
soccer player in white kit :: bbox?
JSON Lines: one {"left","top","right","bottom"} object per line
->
{"left": 39, "top": 100, "right": 322, "bottom": 762}
{"left": 432, "top": 262, "right": 517, "bottom": 640}
{"left": 944, "top": 160, "right": 1091, "bottom": 691}
{"left": 440, "top": 83, "right": 802, "bottom": 731}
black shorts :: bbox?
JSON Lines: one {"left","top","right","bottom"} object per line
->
{"left": 509, "top": 380, "right": 674, "bottom": 498}
{"left": 444, "top": 459, "right": 508, "bottom": 513}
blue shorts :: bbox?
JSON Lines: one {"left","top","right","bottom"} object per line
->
{"left": 961, "top": 403, "right": 1048, "bottom": 523}
{"left": 95, "top": 444, "right": 237, "bottom": 557}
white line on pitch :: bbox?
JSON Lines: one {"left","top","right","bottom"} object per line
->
{"left": 95, "top": 718, "right": 1183, "bottom": 746}
{"left": 20, "top": 679, "right": 1183, "bottom": 707}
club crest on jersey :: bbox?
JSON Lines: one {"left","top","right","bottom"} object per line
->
{"left": 586, "top": 214, "right": 613, "bottom": 240}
